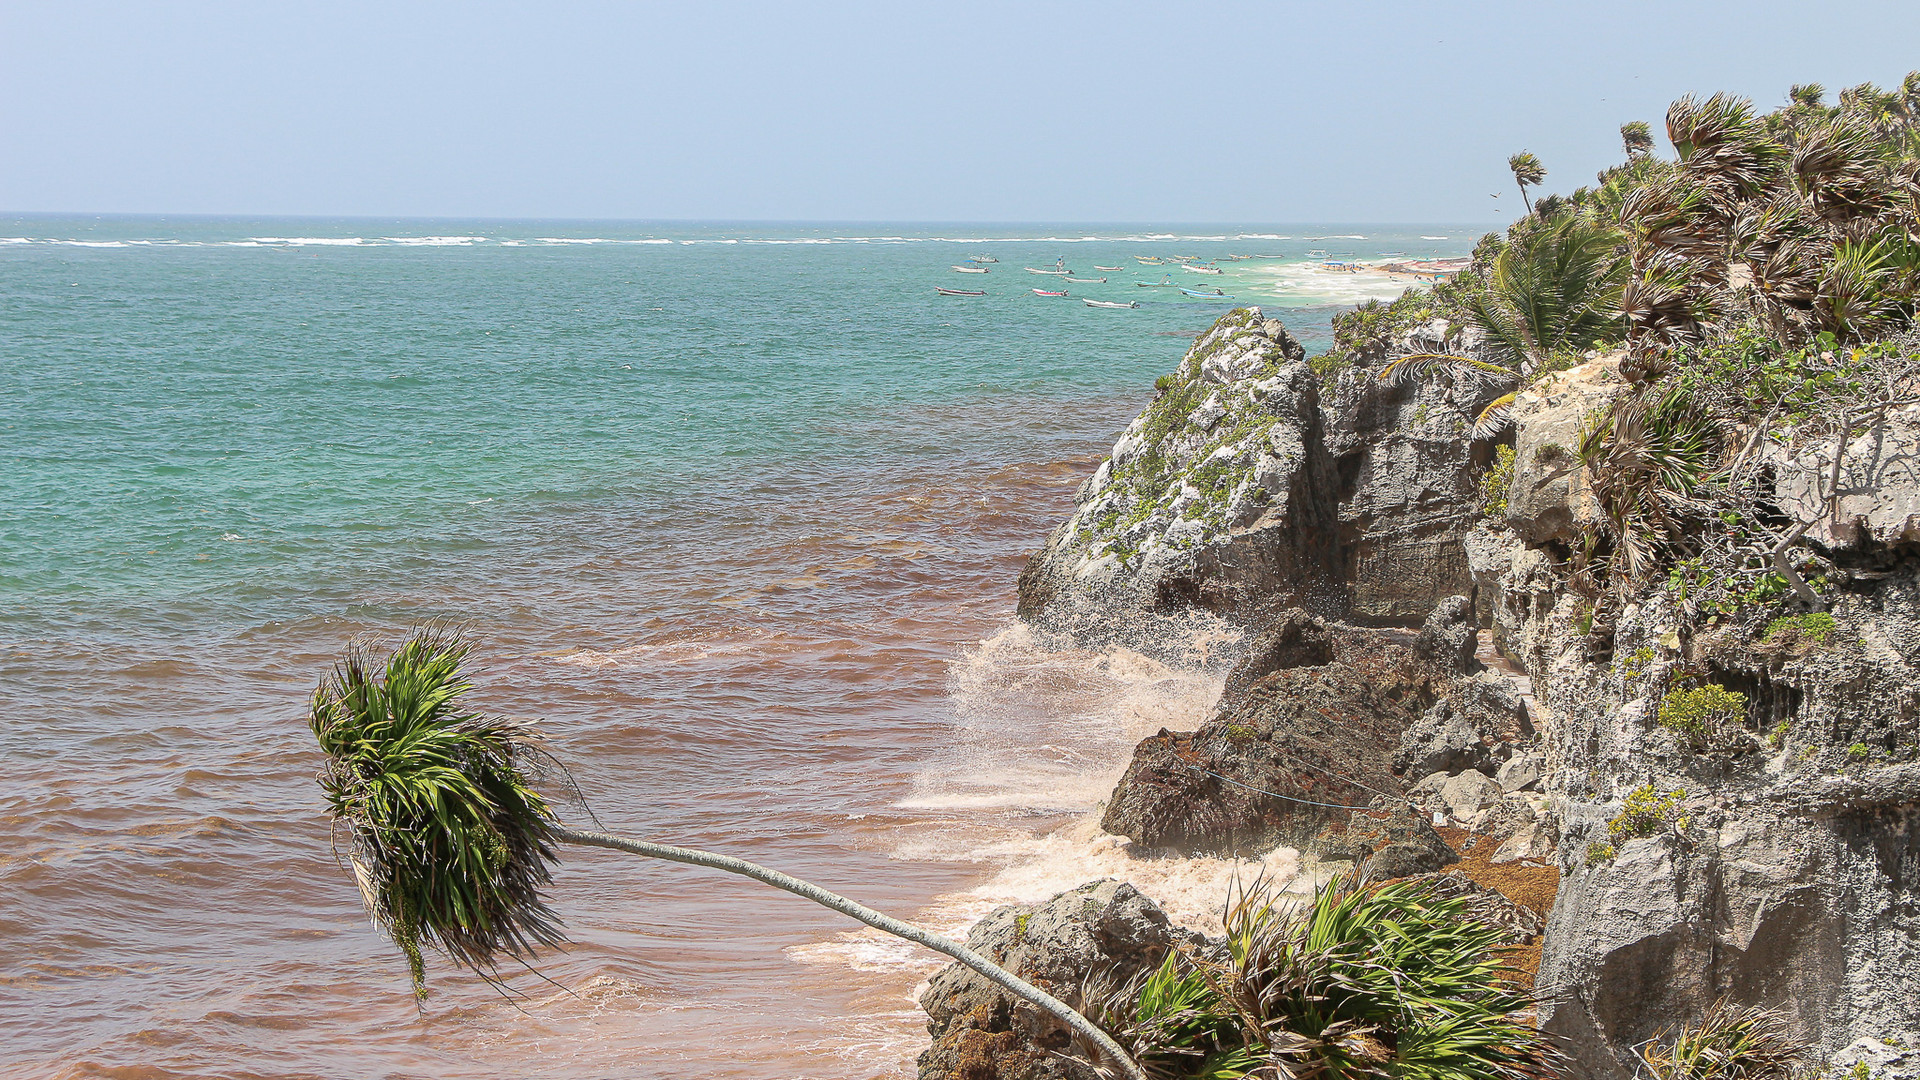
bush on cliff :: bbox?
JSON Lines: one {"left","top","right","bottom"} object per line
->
{"left": 1113, "top": 875, "right": 1555, "bottom": 1080}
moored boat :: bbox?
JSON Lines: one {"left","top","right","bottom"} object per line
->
{"left": 1093, "top": 265, "right": 1125, "bottom": 272}
{"left": 1182, "top": 263, "right": 1223, "bottom": 274}
{"left": 1031, "top": 287, "right": 1068, "bottom": 296}
{"left": 951, "top": 265, "right": 990, "bottom": 273}
{"left": 1180, "top": 287, "right": 1231, "bottom": 298}
{"left": 1025, "top": 267, "right": 1071, "bottom": 276}
{"left": 1083, "top": 298, "right": 1139, "bottom": 309}
{"left": 968, "top": 255, "right": 998, "bottom": 263}
{"left": 1137, "top": 274, "right": 1175, "bottom": 287}
{"left": 935, "top": 286, "right": 986, "bottom": 296}
{"left": 1063, "top": 276, "right": 1107, "bottom": 283}
{"left": 1134, "top": 255, "right": 1164, "bottom": 264}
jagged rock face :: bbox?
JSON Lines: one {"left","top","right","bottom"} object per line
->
{"left": 917, "top": 881, "right": 1199, "bottom": 1080}
{"left": 1771, "top": 401, "right": 1920, "bottom": 550}
{"left": 1099, "top": 606, "right": 1509, "bottom": 857}
{"left": 1015, "top": 308, "right": 1497, "bottom": 649}
{"left": 1486, "top": 497, "right": 1920, "bottom": 1073}
{"left": 1015, "top": 308, "right": 1339, "bottom": 644}
{"left": 1321, "top": 362, "right": 1500, "bottom": 624}
{"left": 1503, "top": 357, "right": 1625, "bottom": 547}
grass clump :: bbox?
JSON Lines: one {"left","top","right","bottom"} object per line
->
{"left": 1480, "top": 444, "right": 1517, "bottom": 520}
{"left": 1638, "top": 997, "right": 1808, "bottom": 1080}
{"left": 1658, "top": 684, "right": 1749, "bottom": 751}
{"left": 1113, "top": 875, "right": 1557, "bottom": 1080}
{"left": 308, "top": 627, "right": 565, "bottom": 997}
{"left": 1763, "top": 612, "right": 1837, "bottom": 646}
{"left": 1608, "top": 785, "right": 1688, "bottom": 844}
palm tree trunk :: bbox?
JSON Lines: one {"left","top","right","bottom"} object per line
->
{"left": 552, "top": 826, "right": 1145, "bottom": 1080}
{"left": 1516, "top": 178, "right": 1532, "bottom": 213}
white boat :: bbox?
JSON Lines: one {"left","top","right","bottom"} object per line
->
{"left": 968, "top": 255, "right": 998, "bottom": 263}
{"left": 1137, "top": 274, "right": 1175, "bottom": 287}
{"left": 1063, "top": 276, "right": 1107, "bottom": 283}
{"left": 951, "top": 265, "right": 990, "bottom": 273}
{"left": 1093, "top": 265, "right": 1125, "bottom": 272}
{"left": 1182, "top": 263, "right": 1223, "bottom": 274}
{"left": 1084, "top": 299, "right": 1139, "bottom": 309}
{"left": 1026, "top": 267, "right": 1070, "bottom": 276}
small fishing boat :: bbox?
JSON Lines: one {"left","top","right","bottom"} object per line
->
{"left": 1134, "top": 255, "right": 1164, "bottom": 264}
{"left": 1031, "top": 287, "right": 1068, "bottom": 297}
{"left": 936, "top": 286, "right": 986, "bottom": 296}
{"left": 1084, "top": 298, "right": 1139, "bottom": 309}
{"left": 1180, "top": 287, "right": 1231, "bottom": 298}
{"left": 1093, "top": 265, "right": 1125, "bottom": 272}
{"left": 1025, "top": 267, "right": 1071, "bottom": 276}
{"left": 951, "top": 265, "right": 990, "bottom": 273}
{"left": 1063, "top": 276, "right": 1107, "bottom": 284}
{"left": 968, "top": 255, "right": 998, "bottom": 263}
{"left": 1137, "top": 274, "right": 1175, "bottom": 287}
{"left": 1182, "top": 263, "right": 1223, "bottom": 274}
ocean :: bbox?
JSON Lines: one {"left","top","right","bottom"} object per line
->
{"left": 0, "top": 218, "right": 1474, "bottom": 1078}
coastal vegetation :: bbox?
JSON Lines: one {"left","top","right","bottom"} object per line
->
{"left": 1113, "top": 876, "right": 1556, "bottom": 1080}
{"left": 1332, "top": 74, "right": 1920, "bottom": 627}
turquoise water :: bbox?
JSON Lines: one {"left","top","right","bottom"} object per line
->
{"left": 1, "top": 218, "right": 1477, "bottom": 1079}
{"left": 2, "top": 218, "right": 1467, "bottom": 642}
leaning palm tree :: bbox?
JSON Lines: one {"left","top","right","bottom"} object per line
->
{"left": 1380, "top": 212, "right": 1626, "bottom": 436}
{"left": 1508, "top": 152, "right": 1546, "bottom": 211}
{"left": 309, "top": 627, "right": 1144, "bottom": 1080}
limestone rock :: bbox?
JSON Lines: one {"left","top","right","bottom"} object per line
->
{"left": 1412, "top": 594, "right": 1481, "bottom": 673}
{"left": 1015, "top": 308, "right": 1341, "bottom": 646}
{"left": 918, "top": 881, "right": 1198, "bottom": 1080}
{"left": 1492, "top": 822, "right": 1554, "bottom": 864}
{"left": 1333, "top": 804, "right": 1458, "bottom": 880}
{"left": 1770, "top": 401, "right": 1920, "bottom": 552}
{"left": 1504, "top": 357, "right": 1625, "bottom": 546}
{"left": 1497, "top": 753, "right": 1543, "bottom": 793}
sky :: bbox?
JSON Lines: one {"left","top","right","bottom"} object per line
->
{"left": 5, "top": 1, "right": 1920, "bottom": 224}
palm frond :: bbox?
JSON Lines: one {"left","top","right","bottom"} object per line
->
{"left": 310, "top": 626, "right": 567, "bottom": 996}
{"left": 1473, "top": 393, "right": 1518, "bottom": 439}
{"left": 1378, "top": 353, "right": 1520, "bottom": 387}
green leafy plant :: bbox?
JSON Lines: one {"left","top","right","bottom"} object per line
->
{"left": 1587, "top": 840, "right": 1618, "bottom": 863}
{"left": 1849, "top": 742, "right": 1871, "bottom": 759}
{"left": 1639, "top": 997, "right": 1809, "bottom": 1080}
{"left": 1608, "top": 785, "right": 1689, "bottom": 843}
{"left": 310, "top": 629, "right": 1144, "bottom": 1078}
{"left": 1481, "top": 444, "right": 1517, "bottom": 519}
{"left": 1658, "top": 684, "right": 1750, "bottom": 750}
{"left": 1764, "top": 612, "right": 1836, "bottom": 645}
{"left": 1115, "top": 875, "right": 1556, "bottom": 1080}
{"left": 1766, "top": 721, "right": 1791, "bottom": 750}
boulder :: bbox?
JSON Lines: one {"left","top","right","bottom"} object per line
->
{"left": 1100, "top": 612, "right": 1449, "bottom": 856}
{"left": 1412, "top": 594, "right": 1481, "bottom": 674}
{"left": 1491, "top": 822, "right": 1554, "bottom": 864}
{"left": 1015, "top": 309, "right": 1342, "bottom": 646}
{"left": 1496, "top": 753, "right": 1543, "bottom": 793}
{"left": 1320, "top": 804, "right": 1457, "bottom": 880}
{"left": 1504, "top": 357, "right": 1625, "bottom": 546}
{"left": 1436, "top": 770, "right": 1502, "bottom": 821}
{"left": 918, "top": 881, "right": 1199, "bottom": 1080}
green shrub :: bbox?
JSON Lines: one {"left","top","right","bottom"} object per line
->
{"left": 1620, "top": 645, "right": 1656, "bottom": 681}
{"left": 1639, "top": 997, "right": 1807, "bottom": 1080}
{"left": 1658, "top": 685, "right": 1749, "bottom": 750}
{"left": 1766, "top": 721, "right": 1791, "bottom": 750}
{"left": 1608, "top": 785, "right": 1688, "bottom": 844}
{"left": 1480, "top": 444, "right": 1517, "bottom": 520}
{"left": 1763, "top": 612, "right": 1836, "bottom": 645}
{"left": 1587, "top": 840, "right": 1617, "bottom": 863}
{"left": 1849, "top": 742, "right": 1871, "bottom": 759}
{"left": 1224, "top": 723, "right": 1258, "bottom": 742}
{"left": 1116, "top": 875, "right": 1554, "bottom": 1080}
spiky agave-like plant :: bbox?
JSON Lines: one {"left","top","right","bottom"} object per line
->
{"left": 309, "top": 628, "right": 1146, "bottom": 1080}
{"left": 1638, "top": 997, "right": 1808, "bottom": 1080}
{"left": 1113, "top": 873, "right": 1558, "bottom": 1080}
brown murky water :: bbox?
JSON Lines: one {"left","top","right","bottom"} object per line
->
{"left": 2, "top": 402, "right": 1269, "bottom": 1080}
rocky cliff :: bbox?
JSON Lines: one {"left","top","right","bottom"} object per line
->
{"left": 1015, "top": 308, "right": 1503, "bottom": 647}
{"left": 923, "top": 307, "right": 1920, "bottom": 1080}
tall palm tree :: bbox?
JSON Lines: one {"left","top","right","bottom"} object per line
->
{"left": 308, "top": 628, "right": 1145, "bottom": 1080}
{"left": 1508, "top": 152, "right": 1546, "bottom": 211}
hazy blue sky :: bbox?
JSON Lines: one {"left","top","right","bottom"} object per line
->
{"left": 5, "top": 1, "right": 1918, "bottom": 223}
